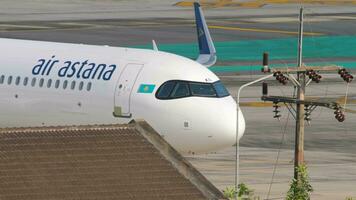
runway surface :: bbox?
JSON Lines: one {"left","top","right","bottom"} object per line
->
{"left": 1, "top": 1, "right": 356, "bottom": 199}
{"left": 1, "top": 8, "right": 356, "bottom": 73}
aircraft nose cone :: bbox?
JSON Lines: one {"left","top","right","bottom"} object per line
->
{"left": 199, "top": 96, "right": 245, "bottom": 153}
{"left": 213, "top": 97, "right": 246, "bottom": 151}
{"left": 147, "top": 95, "right": 246, "bottom": 154}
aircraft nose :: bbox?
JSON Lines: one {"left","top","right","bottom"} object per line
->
{"left": 147, "top": 95, "right": 246, "bottom": 154}
{"left": 213, "top": 97, "right": 247, "bottom": 150}
{"left": 214, "top": 97, "right": 246, "bottom": 150}
{"left": 194, "top": 96, "right": 246, "bottom": 153}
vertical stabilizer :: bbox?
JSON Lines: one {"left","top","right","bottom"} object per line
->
{"left": 194, "top": 2, "right": 217, "bottom": 67}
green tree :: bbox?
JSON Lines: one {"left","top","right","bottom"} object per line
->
{"left": 286, "top": 164, "right": 313, "bottom": 200}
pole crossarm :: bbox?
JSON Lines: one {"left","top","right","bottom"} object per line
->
{"left": 270, "top": 65, "right": 342, "bottom": 74}
{"left": 261, "top": 95, "right": 342, "bottom": 109}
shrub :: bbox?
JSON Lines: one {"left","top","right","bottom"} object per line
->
{"left": 223, "top": 183, "right": 259, "bottom": 200}
{"left": 286, "top": 164, "right": 313, "bottom": 200}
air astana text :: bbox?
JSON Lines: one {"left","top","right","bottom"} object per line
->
{"left": 32, "top": 55, "right": 116, "bottom": 81}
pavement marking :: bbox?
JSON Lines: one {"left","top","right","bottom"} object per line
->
{"left": 175, "top": 0, "right": 356, "bottom": 8}
{"left": 0, "top": 26, "right": 101, "bottom": 33}
{"left": 57, "top": 22, "right": 97, "bottom": 27}
{"left": 129, "top": 21, "right": 165, "bottom": 25}
{"left": 208, "top": 25, "right": 323, "bottom": 36}
{"left": 0, "top": 24, "right": 51, "bottom": 29}
{"left": 244, "top": 16, "right": 356, "bottom": 23}
{"left": 261, "top": 0, "right": 356, "bottom": 6}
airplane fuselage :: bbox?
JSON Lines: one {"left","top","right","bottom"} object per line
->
{"left": 0, "top": 38, "right": 244, "bottom": 153}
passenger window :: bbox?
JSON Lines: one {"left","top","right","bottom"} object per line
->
{"left": 7, "top": 76, "right": 13, "bottom": 85}
{"left": 78, "top": 81, "right": 84, "bottom": 91}
{"left": 55, "top": 80, "right": 60, "bottom": 89}
{"left": 31, "top": 78, "right": 36, "bottom": 87}
{"left": 15, "top": 76, "right": 20, "bottom": 86}
{"left": 71, "top": 81, "right": 76, "bottom": 90}
{"left": 0, "top": 75, "right": 4, "bottom": 84}
{"left": 87, "top": 82, "right": 92, "bottom": 91}
{"left": 23, "top": 77, "right": 28, "bottom": 86}
{"left": 39, "top": 78, "right": 44, "bottom": 87}
{"left": 63, "top": 80, "right": 68, "bottom": 89}
{"left": 171, "top": 82, "right": 190, "bottom": 98}
{"left": 156, "top": 81, "right": 176, "bottom": 99}
{"left": 47, "top": 79, "right": 52, "bottom": 88}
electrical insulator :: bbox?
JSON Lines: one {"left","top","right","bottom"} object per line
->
{"left": 306, "top": 70, "right": 315, "bottom": 78}
{"left": 307, "top": 70, "right": 322, "bottom": 83}
{"left": 274, "top": 71, "right": 288, "bottom": 85}
{"left": 338, "top": 68, "right": 346, "bottom": 76}
{"left": 336, "top": 113, "right": 345, "bottom": 122}
{"left": 304, "top": 105, "right": 311, "bottom": 122}
{"left": 334, "top": 108, "right": 346, "bottom": 122}
{"left": 306, "top": 70, "right": 316, "bottom": 79}
{"left": 312, "top": 74, "right": 322, "bottom": 83}
{"left": 344, "top": 74, "right": 354, "bottom": 83}
{"left": 306, "top": 70, "right": 311, "bottom": 76}
{"left": 273, "top": 103, "right": 281, "bottom": 119}
{"left": 281, "top": 76, "right": 289, "bottom": 85}
{"left": 274, "top": 72, "right": 282, "bottom": 80}
{"left": 276, "top": 74, "right": 282, "bottom": 81}
{"left": 339, "top": 68, "right": 354, "bottom": 83}
{"left": 334, "top": 109, "right": 341, "bottom": 114}
{"left": 348, "top": 75, "right": 354, "bottom": 83}
{"left": 342, "top": 71, "right": 349, "bottom": 80}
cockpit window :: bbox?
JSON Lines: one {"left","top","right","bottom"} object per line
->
{"left": 156, "top": 81, "right": 176, "bottom": 98}
{"left": 171, "top": 82, "right": 190, "bottom": 98}
{"left": 156, "top": 80, "right": 230, "bottom": 100}
{"left": 213, "top": 81, "right": 230, "bottom": 97}
{"left": 190, "top": 82, "right": 216, "bottom": 97}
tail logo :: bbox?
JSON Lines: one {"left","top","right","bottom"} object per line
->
{"left": 198, "top": 27, "right": 205, "bottom": 38}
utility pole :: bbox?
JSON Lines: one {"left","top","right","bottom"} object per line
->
{"left": 260, "top": 7, "right": 354, "bottom": 184}
{"left": 295, "top": 7, "right": 305, "bottom": 180}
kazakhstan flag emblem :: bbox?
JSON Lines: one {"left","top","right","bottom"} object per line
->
{"left": 138, "top": 84, "right": 156, "bottom": 93}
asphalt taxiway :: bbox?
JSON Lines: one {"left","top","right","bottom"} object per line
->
{"left": 1, "top": 1, "right": 356, "bottom": 199}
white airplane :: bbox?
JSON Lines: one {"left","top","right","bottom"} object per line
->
{"left": 0, "top": 3, "right": 245, "bottom": 154}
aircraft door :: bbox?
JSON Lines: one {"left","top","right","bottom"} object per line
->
{"left": 113, "top": 63, "right": 143, "bottom": 118}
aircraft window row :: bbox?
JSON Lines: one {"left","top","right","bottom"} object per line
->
{"left": 156, "top": 80, "right": 230, "bottom": 99}
{"left": 0, "top": 75, "right": 92, "bottom": 91}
